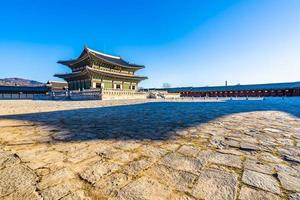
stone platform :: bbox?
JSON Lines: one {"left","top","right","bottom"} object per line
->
{"left": 0, "top": 99, "right": 299, "bottom": 200}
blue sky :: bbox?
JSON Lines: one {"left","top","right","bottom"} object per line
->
{"left": 1, "top": 0, "right": 300, "bottom": 88}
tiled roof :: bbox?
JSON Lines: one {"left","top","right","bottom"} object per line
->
{"left": 87, "top": 48, "right": 144, "bottom": 68}
{"left": 55, "top": 67, "right": 147, "bottom": 81}
{"left": 156, "top": 81, "right": 300, "bottom": 93}
{"left": 47, "top": 81, "right": 68, "bottom": 88}
{"left": 58, "top": 47, "right": 144, "bottom": 69}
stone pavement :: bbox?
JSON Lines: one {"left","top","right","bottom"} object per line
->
{"left": 0, "top": 99, "right": 300, "bottom": 200}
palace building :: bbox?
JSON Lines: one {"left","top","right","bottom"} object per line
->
{"left": 55, "top": 47, "right": 147, "bottom": 91}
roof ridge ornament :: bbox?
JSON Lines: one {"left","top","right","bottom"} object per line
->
{"left": 86, "top": 47, "right": 121, "bottom": 59}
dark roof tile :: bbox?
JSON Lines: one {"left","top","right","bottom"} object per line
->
{"left": 155, "top": 81, "right": 300, "bottom": 93}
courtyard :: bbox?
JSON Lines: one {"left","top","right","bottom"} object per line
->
{"left": 0, "top": 98, "right": 300, "bottom": 200}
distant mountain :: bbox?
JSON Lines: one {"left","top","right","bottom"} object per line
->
{"left": 0, "top": 78, "right": 45, "bottom": 86}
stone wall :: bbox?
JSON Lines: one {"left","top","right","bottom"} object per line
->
{"left": 33, "top": 89, "right": 147, "bottom": 101}
{"left": 0, "top": 93, "right": 34, "bottom": 99}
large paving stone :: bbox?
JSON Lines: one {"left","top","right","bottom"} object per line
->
{"left": 259, "top": 152, "right": 284, "bottom": 163}
{"left": 289, "top": 193, "right": 300, "bottom": 200}
{"left": 109, "top": 151, "right": 140, "bottom": 164}
{"left": 264, "top": 128, "right": 282, "bottom": 134}
{"left": 96, "top": 146, "right": 120, "bottom": 159}
{"left": 217, "top": 149, "right": 245, "bottom": 156}
{"left": 60, "top": 190, "right": 91, "bottom": 200}
{"left": 278, "top": 147, "right": 300, "bottom": 157}
{"left": 66, "top": 147, "right": 97, "bottom": 164}
{"left": 79, "top": 160, "right": 120, "bottom": 184}
{"left": 224, "top": 139, "right": 240, "bottom": 148}
{"left": 191, "top": 168, "right": 238, "bottom": 200}
{"left": 160, "top": 143, "right": 180, "bottom": 152}
{"left": 113, "top": 141, "right": 141, "bottom": 151}
{"left": 37, "top": 167, "right": 75, "bottom": 190}
{"left": 145, "top": 164, "right": 197, "bottom": 192}
{"left": 27, "top": 150, "right": 65, "bottom": 167}
{"left": 210, "top": 135, "right": 226, "bottom": 149}
{"left": 2, "top": 185, "right": 42, "bottom": 200}
{"left": 123, "top": 158, "right": 153, "bottom": 175}
{"left": 239, "top": 186, "right": 281, "bottom": 200}
{"left": 209, "top": 152, "right": 242, "bottom": 168}
{"left": 196, "top": 150, "right": 214, "bottom": 166}
{"left": 40, "top": 181, "right": 81, "bottom": 200}
{"left": 139, "top": 145, "right": 168, "bottom": 159}
{"left": 277, "top": 172, "right": 300, "bottom": 192}
{"left": 117, "top": 176, "right": 174, "bottom": 200}
{"left": 242, "top": 170, "right": 281, "bottom": 194}
{"left": 95, "top": 172, "right": 131, "bottom": 196}
{"left": 160, "top": 152, "right": 202, "bottom": 174}
{"left": 275, "top": 164, "right": 300, "bottom": 177}
{"left": 244, "top": 158, "right": 274, "bottom": 174}
{"left": 0, "top": 164, "right": 38, "bottom": 197}
{"left": 177, "top": 145, "right": 200, "bottom": 157}
{"left": 277, "top": 138, "right": 294, "bottom": 146}
{"left": 171, "top": 193, "right": 196, "bottom": 200}
{"left": 0, "top": 151, "right": 20, "bottom": 169}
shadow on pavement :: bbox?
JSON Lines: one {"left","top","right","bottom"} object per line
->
{"left": 1, "top": 99, "right": 300, "bottom": 142}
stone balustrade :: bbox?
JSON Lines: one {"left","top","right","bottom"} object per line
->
{"left": 101, "top": 89, "right": 147, "bottom": 100}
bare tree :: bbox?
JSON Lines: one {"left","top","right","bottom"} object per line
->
{"left": 162, "top": 83, "right": 171, "bottom": 88}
